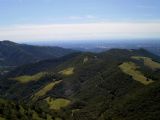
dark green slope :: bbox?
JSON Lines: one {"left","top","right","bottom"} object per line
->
{"left": 99, "top": 81, "right": 160, "bottom": 120}
{"left": 6, "top": 52, "right": 81, "bottom": 77}
{"left": 0, "top": 40, "right": 75, "bottom": 66}
{"left": 0, "top": 97, "right": 43, "bottom": 120}
{"left": 0, "top": 97, "right": 62, "bottom": 120}
{"left": 0, "top": 49, "right": 160, "bottom": 120}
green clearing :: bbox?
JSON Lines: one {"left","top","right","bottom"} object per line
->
{"left": 59, "top": 67, "right": 74, "bottom": 76}
{"left": 13, "top": 72, "right": 47, "bottom": 83}
{"left": 45, "top": 97, "right": 71, "bottom": 110}
{"left": 119, "top": 62, "right": 154, "bottom": 85}
{"left": 31, "top": 80, "right": 62, "bottom": 101}
{"left": 132, "top": 56, "right": 160, "bottom": 70}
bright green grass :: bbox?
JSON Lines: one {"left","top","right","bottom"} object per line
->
{"left": 59, "top": 67, "right": 74, "bottom": 76}
{"left": 32, "top": 80, "right": 62, "bottom": 101}
{"left": 119, "top": 62, "right": 154, "bottom": 85}
{"left": 132, "top": 56, "right": 160, "bottom": 70}
{"left": 45, "top": 97, "right": 71, "bottom": 110}
{"left": 13, "top": 72, "right": 47, "bottom": 83}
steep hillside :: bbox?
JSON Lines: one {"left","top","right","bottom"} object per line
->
{"left": 0, "top": 49, "right": 160, "bottom": 120}
{"left": 99, "top": 81, "right": 160, "bottom": 120}
{"left": 0, "top": 40, "right": 75, "bottom": 66}
{"left": 6, "top": 52, "right": 80, "bottom": 77}
{"left": 0, "top": 98, "right": 55, "bottom": 120}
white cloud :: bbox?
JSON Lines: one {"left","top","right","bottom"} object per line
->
{"left": 0, "top": 22, "right": 160, "bottom": 41}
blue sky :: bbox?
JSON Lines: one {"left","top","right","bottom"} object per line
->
{"left": 0, "top": 0, "right": 160, "bottom": 41}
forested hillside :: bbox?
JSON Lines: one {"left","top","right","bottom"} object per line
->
{"left": 0, "top": 40, "right": 75, "bottom": 66}
{"left": 0, "top": 49, "right": 160, "bottom": 120}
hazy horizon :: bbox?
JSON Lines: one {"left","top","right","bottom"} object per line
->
{"left": 0, "top": 0, "right": 160, "bottom": 42}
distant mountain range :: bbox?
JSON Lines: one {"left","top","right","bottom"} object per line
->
{"left": 0, "top": 40, "right": 75, "bottom": 66}
{"left": 28, "top": 39, "right": 160, "bottom": 56}
{"left": 0, "top": 48, "right": 160, "bottom": 120}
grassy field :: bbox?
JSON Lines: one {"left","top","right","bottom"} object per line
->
{"left": 132, "top": 56, "right": 160, "bottom": 70}
{"left": 45, "top": 97, "right": 71, "bottom": 110}
{"left": 119, "top": 62, "right": 154, "bottom": 85}
{"left": 32, "top": 80, "right": 62, "bottom": 101}
{"left": 59, "top": 67, "right": 74, "bottom": 76}
{"left": 12, "top": 72, "right": 48, "bottom": 83}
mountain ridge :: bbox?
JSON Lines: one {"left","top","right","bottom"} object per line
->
{"left": 0, "top": 48, "right": 160, "bottom": 120}
{"left": 0, "top": 40, "right": 75, "bottom": 66}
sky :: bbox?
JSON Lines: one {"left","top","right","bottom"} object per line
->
{"left": 0, "top": 0, "right": 160, "bottom": 42}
